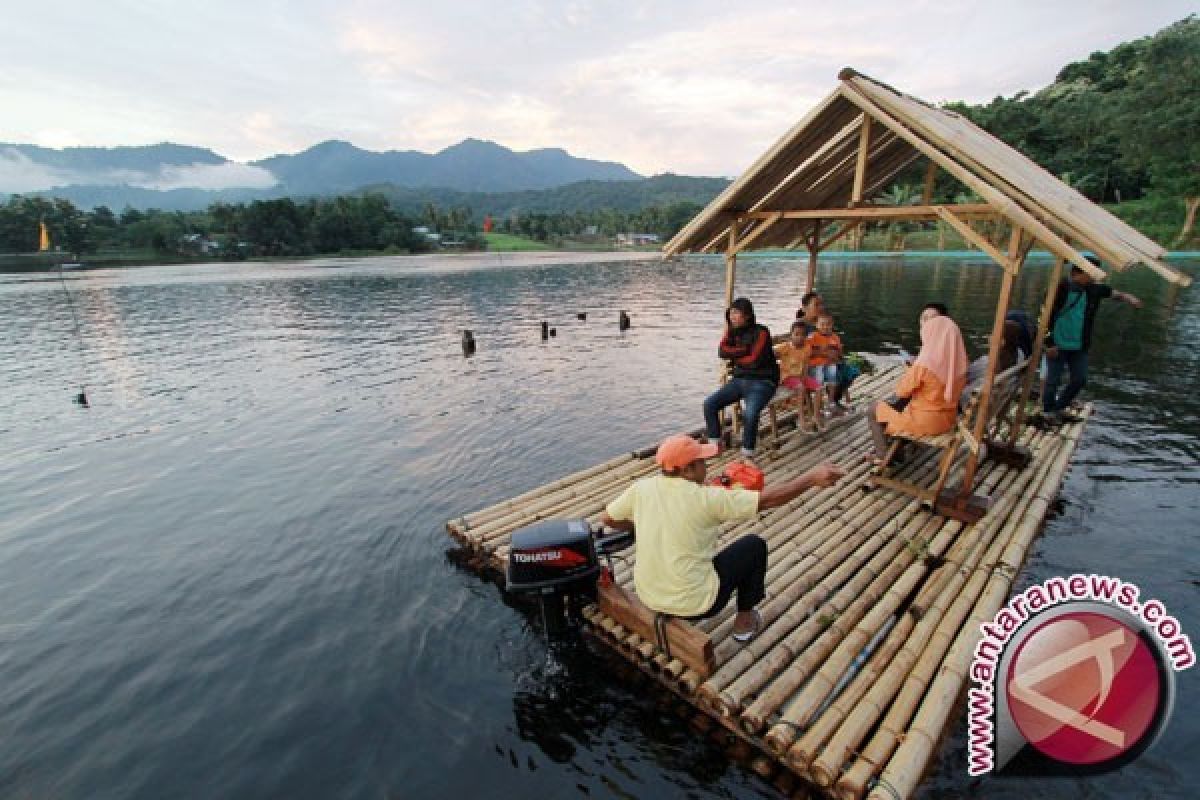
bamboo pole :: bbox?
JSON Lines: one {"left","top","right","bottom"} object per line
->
{"left": 744, "top": 204, "right": 995, "bottom": 221}
{"left": 732, "top": 212, "right": 785, "bottom": 255}
{"left": 725, "top": 218, "right": 741, "bottom": 308}
{"left": 455, "top": 451, "right": 638, "bottom": 531}
{"left": 851, "top": 115, "right": 871, "bottom": 205}
{"left": 759, "top": 513, "right": 951, "bottom": 750}
{"left": 836, "top": 81, "right": 1105, "bottom": 282}
{"left": 933, "top": 207, "right": 1012, "bottom": 269}
{"left": 807, "top": 448, "right": 1039, "bottom": 790}
{"left": 863, "top": 413, "right": 1086, "bottom": 800}
{"left": 921, "top": 161, "right": 937, "bottom": 205}
{"left": 753, "top": 448, "right": 1014, "bottom": 748}
{"left": 955, "top": 227, "right": 1024, "bottom": 499}
{"left": 747, "top": 510, "right": 939, "bottom": 740}
{"left": 832, "top": 429, "right": 1065, "bottom": 799}
{"left": 787, "top": 610, "right": 917, "bottom": 776}
{"left": 1008, "top": 257, "right": 1063, "bottom": 446}
{"left": 807, "top": 221, "right": 821, "bottom": 290}
{"left": 850, "top": 78, "right": 1189, "bottom": 286}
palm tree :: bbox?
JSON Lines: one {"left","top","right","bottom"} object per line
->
{"left": 880, "top": 184, "right": 921, "bottom": 250}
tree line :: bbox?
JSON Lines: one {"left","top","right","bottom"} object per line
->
{"left": 942, "top": 15, "right": 1198, "bottom": 246}
{"left": 0, "top": 194, "right": 470, "bottom": 257}
{"left": 0, "top": 192, "right": 706, "bottom": 257}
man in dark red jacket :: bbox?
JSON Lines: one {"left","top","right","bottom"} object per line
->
{"left": 703, "top": 297, "right": 779, "bottom": 463}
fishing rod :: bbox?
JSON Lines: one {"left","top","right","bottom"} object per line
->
{"left": 40, "top": 219, "right": 89, "bottom": 407}
{"left": 56, "top": 260, "right": 90, "bottom": 408}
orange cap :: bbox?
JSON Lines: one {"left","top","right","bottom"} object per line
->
{"left": 655, "top": 434, "right": 719, "bottom": 470}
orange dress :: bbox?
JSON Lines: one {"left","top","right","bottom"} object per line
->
{"left": 875, "top": 364, "right": 961, "bottom": 437}
{"left": 775, "top": 342, "right": 808, "bottom": 383}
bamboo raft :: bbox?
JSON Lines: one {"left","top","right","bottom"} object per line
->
{"left": 445, "top": 363, "right": 1092, "bottom": 799}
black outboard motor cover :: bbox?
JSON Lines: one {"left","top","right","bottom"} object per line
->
{"left": 506, "top": 518, "right": 599, "bottom": 592}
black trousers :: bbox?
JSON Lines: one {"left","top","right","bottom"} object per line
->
{"left": 689, "top": 534, "right": 768, "bottom": 619}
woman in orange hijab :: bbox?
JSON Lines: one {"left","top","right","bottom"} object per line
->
{"left": 867, "top": 315, "right": 969, "bottom": 458}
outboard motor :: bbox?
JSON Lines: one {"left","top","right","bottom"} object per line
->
{"left": 505, "top": 518, "right": 633, "bottom": 635}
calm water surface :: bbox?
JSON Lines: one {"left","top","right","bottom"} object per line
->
{"left": 2, "top": 254, "right": 1197, "bottom": 799}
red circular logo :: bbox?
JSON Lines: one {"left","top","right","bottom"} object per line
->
{"left": 1005, "top": 611, "right": 1161, "bottom": 765}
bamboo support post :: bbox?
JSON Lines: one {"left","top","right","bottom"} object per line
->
{"left": 837, "top": 80, "right": 1105, "bottom": 282}
{"left": 1008, "top": 256, "right": 1064, "bottom": 445}
{"left": 807, "top": 221, "right": 821, "bottom": 290}
{"left": 725, "top": 219, "right": 741, "bottom": 308}
{"left": 952, "top": 227, "right": 1024, "bottom": 502}
{"left": 850, "top": 115, "right": 871, "bottom": 205}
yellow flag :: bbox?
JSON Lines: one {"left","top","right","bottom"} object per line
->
{"left": 38, "top": 221, "right": 51, "bottom": 251}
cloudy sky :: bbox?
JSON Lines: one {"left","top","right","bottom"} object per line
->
{"left": 1, "top": 0, "right": 1194, "bottom": 180}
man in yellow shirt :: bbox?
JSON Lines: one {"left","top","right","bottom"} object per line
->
{"left": 599, "top": 434, "right": 844, "bottom": 641}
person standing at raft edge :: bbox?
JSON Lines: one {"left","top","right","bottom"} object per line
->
{"left": 598, "top": 434, "right": 845, "bottom": 642}
{"left": 1042, "top": 255, "right": 1142, "bottom": 424}
{"left": 703, "top": 297, "right": 778, "bottom": 465}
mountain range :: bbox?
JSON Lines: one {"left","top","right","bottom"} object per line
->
{"left": 0, "top": 138, "right": 647, "bottom": 210}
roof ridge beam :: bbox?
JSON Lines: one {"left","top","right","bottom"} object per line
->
{"left": 836, "top": 83, "right": 1106, "bottom": 282}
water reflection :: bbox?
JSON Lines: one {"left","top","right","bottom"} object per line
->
{"left": 0, "top": 254, "right": 1196, "bottom": 799}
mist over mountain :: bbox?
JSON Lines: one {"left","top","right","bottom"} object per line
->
{"left": 0, "top": 143, "right": 277, "bottom": 195}
{"left": 2, "top": 137, "right": 645, "bottom": 209}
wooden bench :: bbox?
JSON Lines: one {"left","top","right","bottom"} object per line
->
{"left": 723, "top": 360, "right": 821, "bottom": 453}
{"left": 597, "top": 583, "right": 715, "bottom": 678}
{"left": 868, "top": 359, "right": 1029, "bottom": 518}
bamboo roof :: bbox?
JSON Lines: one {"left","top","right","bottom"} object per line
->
{"left": 664, "top": 69, "right": 1190, "bottom": 287}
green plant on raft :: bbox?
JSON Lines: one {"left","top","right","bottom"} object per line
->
{"left": 844, "top": 353, "right": 877, "bottom": 375}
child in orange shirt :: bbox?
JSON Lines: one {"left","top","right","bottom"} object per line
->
{"left": 806, "top": 313, "right": 843, "bottom": 409}
{"left": 777, "top": 321, "right": 810, "bottom": 392}
{"left": 776, "top": 320, "right": 823, "bottom": 430}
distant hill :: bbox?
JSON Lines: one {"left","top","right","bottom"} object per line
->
{"left": 364, "top": 173, "right": 730, "bottom": 217}
{"left": 253, "top": 138, "right": 641, "bottom": 194}
{"left": 3, "top": 137, "right": 644, "bottom": 208}
{"left": 1, "top": 142, "right": 226, "bottom": 171}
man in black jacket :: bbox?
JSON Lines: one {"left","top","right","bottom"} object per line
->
{"left": 1042, "top": 257, "right": 1142, "bottom": 422}
{"left": 703, "top": 297, "right": 779, "bottom": 463}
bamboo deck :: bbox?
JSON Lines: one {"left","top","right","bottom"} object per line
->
{"left": 445, "top": 364, "right": 1090, "bottom": 800}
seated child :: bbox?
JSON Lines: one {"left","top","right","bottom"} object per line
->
{"left": 806, "top": 313, "right": 843, "bottom": 410}
{"left": 775, "top": 321, "right": 823, "bottom": 428}
{"left": 777, "top": 321, "right": 810, "bottom": 391}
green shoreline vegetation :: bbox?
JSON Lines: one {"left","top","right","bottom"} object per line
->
{"left": 2, "top": 16, "right": 1195, "bottom": 270}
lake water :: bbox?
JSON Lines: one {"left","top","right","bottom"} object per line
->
{"left": 2, "top": 254, "right": 1197, "bottom": 799}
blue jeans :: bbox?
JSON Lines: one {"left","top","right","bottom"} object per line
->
{"left": 1043, "top": 349, "right": 1088, "bottom": 412}
{"left": 703, "top": 377, "right": 776, "bottom": 451}
{"left": 808, "top": 364, "right": 838, "bottom": 385}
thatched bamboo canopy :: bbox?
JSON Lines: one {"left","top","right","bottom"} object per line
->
{"left": 664, "top": 68, "right": 1189, "bottom": 521}
{"left": 664, "top": 68, "right": 1190, "bottom": 289}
